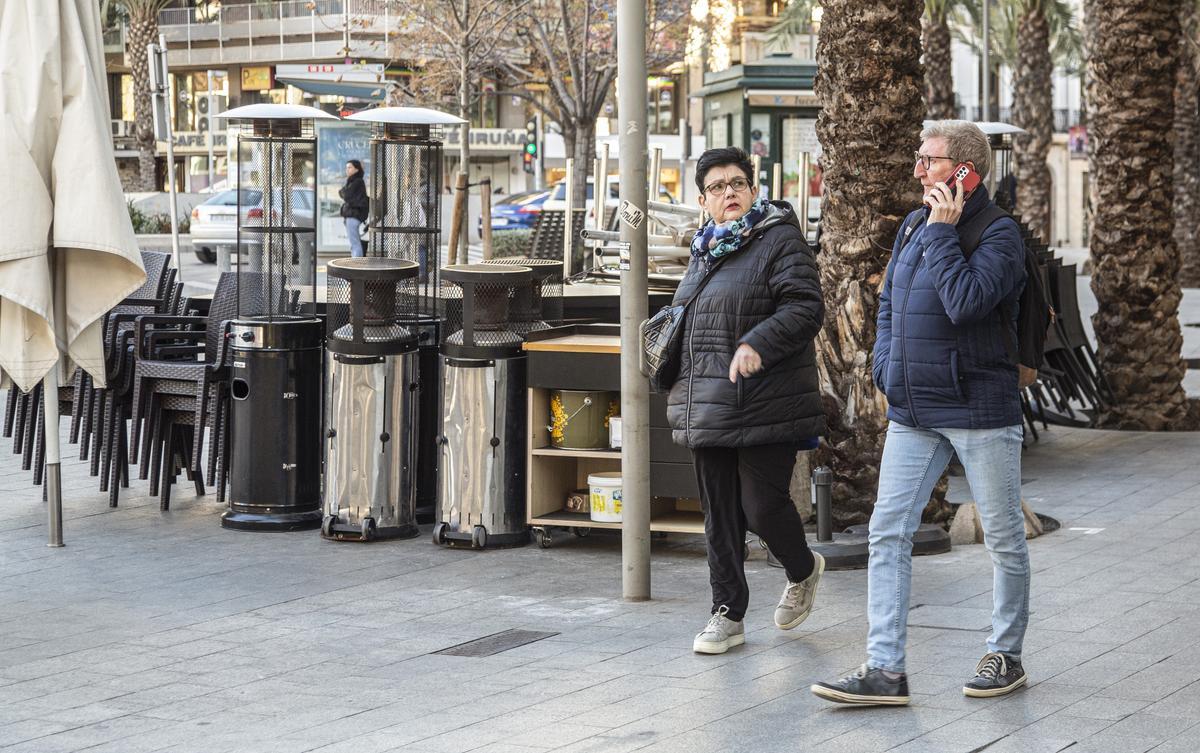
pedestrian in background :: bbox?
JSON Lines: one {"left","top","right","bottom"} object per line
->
{"left": 668, "top": 146, "right": 827, "bottom": 655}
{"left": 339, "top": 159, "right": 369, "bottom": 257}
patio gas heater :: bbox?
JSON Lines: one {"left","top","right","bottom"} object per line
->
{"left": 345, "top": 107, "right": 464, "bottom": 524}
{"left": 217, "top": 103, "right": 334, "bottom": 532}
{"left": 322, "top": 258, "right": 422, "bottom": 541}
{"left": 433, "top": 264, "right": 534, "bottom": 549}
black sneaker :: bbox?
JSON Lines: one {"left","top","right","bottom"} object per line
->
{"left": 811, "top": 665, "right": 911, "bottom": 706}
{"left": 963, "top": 652, "right": 1027, "bottom": 698}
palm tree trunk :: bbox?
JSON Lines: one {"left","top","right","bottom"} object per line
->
{"left": 1087, "top": 0, "right": 1193, "bottom": 430}
{"left": 1176, "top": 3, "right": 1200, "bottom": 287}
{"left": 127, "top": 6, "right": 159, "bottom": 192}
{"left": 923, "top": 11, "right": 957, "bottom": 119}
{"left": 1012, "top": 3, "right": 1053, "bottom": 243}
{"left": 814, "top": 0, "right": 926, "bottom": 525}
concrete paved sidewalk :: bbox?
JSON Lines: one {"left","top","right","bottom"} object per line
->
{"left": 2, "top": 421, "right": 1200, "bottom": 753}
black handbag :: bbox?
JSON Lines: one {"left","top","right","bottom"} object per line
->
{"left": 639, "top": 257, "right": 727, "bottom": 392}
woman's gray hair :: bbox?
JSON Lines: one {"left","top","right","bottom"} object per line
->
{"left": 920, "top": 120, "right": 991, "bottom": 182}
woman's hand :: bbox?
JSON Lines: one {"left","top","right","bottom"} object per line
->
{"left": 728, "top": 343, "right": 763, "bottom": 382}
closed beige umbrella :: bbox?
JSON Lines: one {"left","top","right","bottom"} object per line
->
{"left": 0, "top": 0, "right": 147, "bottom": 544}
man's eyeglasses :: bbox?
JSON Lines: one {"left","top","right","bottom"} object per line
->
{"left": 914, "top": 151, "right": 954, "bottom": 170}
{"left": 703, "top": 177, "right": 752, "bottom": 197}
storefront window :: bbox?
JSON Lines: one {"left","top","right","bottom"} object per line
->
{"left": 781, "top": 116, "right": 822, "bottom": 226}
{"left": 472, "top": 80, "right": 499, "bottom": 128}
{"left": 709, "top": 116, "right": 728, "bottom": 148}
{"left": 172, "top": 73, "right": 195, "bottom": 132}
{"left": 647, "top": 77, "right": 676, "bottom": 134}
{"left": 121, "top": 75, "right": 135, "bottom": 122}
{"left": 749, "top": 112, "right": 771, "bottom": 159}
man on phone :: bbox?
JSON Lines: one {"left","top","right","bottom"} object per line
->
{"left": 812, "top": 120, "right": 1030, "bottom": 705}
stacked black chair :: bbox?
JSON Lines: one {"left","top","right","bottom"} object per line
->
{"left": 529, "top": 208, "right": 588, "bottom": 271}
{"left": 83, "top": 254, "right": 179, "bottom": 506}
{"left": 128, "top": 272, "right": 253, "bottom": 509}
{"left": 1009, "top": 219, "right": 1112, "bottom": 440}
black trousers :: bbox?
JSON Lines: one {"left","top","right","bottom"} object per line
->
{"left": 692, "top": 443, "right": 815, "bottom": 623}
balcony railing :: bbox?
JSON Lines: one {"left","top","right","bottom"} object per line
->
{"left": 102, "top": 25, "right": 124, "bottom": 52}
{"left": 141, "top": 0, "right": 393, "bottom": 67}
{"left": 157, "top": 0, "right": 391, "bottom": 27}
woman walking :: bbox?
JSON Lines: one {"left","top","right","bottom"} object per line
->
{"left": 339, "top": 159, "right": 369, "bottom": 257}
{"left": 669, "top": 147, "right": 827, "bottom": 654}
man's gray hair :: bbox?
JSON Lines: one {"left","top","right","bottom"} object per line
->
{"left": 920, "top": 120, "right": 991, "bottom": 182}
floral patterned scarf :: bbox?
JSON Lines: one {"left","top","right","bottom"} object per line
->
{"left": 690, "top": 197, "right": 769, "bottom": 268}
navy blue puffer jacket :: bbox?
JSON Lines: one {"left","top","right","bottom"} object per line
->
{"left": 872, "top": 187, "right": 1026, "bottom": 429}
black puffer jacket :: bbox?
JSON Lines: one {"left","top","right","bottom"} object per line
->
{"left": 667, "top": 201, "right": 826, "bottom": 448}
{"left": 339, "top": 172, "right": 369, "bottom": 221}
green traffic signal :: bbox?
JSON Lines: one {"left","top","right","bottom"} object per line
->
{"left": 524, "top": 142, "right": 537, "bottom": 156}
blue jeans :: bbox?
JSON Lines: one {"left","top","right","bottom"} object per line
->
{"left": 346, "top": 217, "right": 364, "bottom": 257}
{"left": 866, "top": 422, "right": 1029, "bottom": 673}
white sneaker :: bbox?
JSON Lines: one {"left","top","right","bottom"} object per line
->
{"left": 692, "top": 606, "right": 745, "bottom": 654}
{"left": 774, "top": 551, "right": 825, "bottom": 630}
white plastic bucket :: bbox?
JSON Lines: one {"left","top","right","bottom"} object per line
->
{"left": 588, "top": 472, "right": 623, "bottom": 523}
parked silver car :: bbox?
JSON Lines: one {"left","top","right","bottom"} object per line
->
{"left": 190, "top": 187, "right": 315, "bottom": 264}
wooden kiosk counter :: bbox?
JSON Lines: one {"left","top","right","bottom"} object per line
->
{"left": 522, "top": 324, "right": 703, "bottom": 547}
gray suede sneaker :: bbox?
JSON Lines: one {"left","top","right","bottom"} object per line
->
{"left": 692, "top": 606, "right": 745, "bottom": 654}
{"left": 775, "top": 552, "right": 825, "bottom": 630}
{"left": 963, "top": 652, "right": 1027, "bottom": 697}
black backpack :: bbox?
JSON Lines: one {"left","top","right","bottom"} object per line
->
{"left": 901, "top": 205, "right": 1054, "bottom": 373}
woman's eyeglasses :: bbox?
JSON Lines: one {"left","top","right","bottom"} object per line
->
{"left": 704, "top": 177, "right": 752, "bottom": 197}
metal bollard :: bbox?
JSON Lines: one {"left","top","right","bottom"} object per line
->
{"left": 812, "top": 466, "right": 833, "bottom": 542}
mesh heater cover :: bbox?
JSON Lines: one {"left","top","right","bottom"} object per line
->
{"left": 235, "top": 122, "right": 318, "bottom": 321}
{"left": 326, "top": 257, "right": 420, "bottom": 355}
{"left": 440, "top": 263, "right": 533, "bottom": 359}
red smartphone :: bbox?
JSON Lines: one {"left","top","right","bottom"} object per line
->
{"left": 946, "top": 162, "right": 981, "bottom": 196}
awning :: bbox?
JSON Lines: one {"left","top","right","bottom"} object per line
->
{"left": 275, "top": 77, "right": 389, "bottom": 101}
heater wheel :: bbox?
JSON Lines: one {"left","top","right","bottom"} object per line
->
{"left": 321, "top": 515, "right": 335, "bottom": 538}
{"left": 361, "top": 517, "right": 375, "bottom": 542}
{"left": 471, "top": 525, "right": 488, "bottom": 550}
{"left": 432, "top": 522, "right": 447, "bottom": 546}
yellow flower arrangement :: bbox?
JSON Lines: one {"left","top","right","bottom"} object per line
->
{"left": 549, "top": 394, "right": 567, "bottom": 444}
{"left": 603, "top": 399, "right": 619, "bottom": 429}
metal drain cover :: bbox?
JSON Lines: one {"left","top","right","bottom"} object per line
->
{"left": 434, "top": 629, "right": 559, "bottom": 657}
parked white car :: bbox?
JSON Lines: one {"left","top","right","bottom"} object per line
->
{"left": 541, "top": 176, "right": 677, "bottom": 219}
{"left": 190, "top": 187, "right": 315, "bottom": 263}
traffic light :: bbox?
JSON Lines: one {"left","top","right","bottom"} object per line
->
{"left": 523, "top": 119, "right": 537, "bottom": 174}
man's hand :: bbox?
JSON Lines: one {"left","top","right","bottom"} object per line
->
{"left": 729, "top": 343, "right": 763, "bottom": 382}
{"left": 926, "top": 181, "right": 964, "bottom": 225}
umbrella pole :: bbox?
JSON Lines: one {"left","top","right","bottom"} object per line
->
{"left": 43, "top": 367, "right": 64, "bottom": 547}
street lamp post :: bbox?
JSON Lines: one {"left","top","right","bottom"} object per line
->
{"left": 618, "top": 0, "right": 651, "bottom": 601}
{"left": 982, "top": 0, "right": 991, "bottom": 121}
{"left": 206, "top": 69, "right": 216, "bottom": 190}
